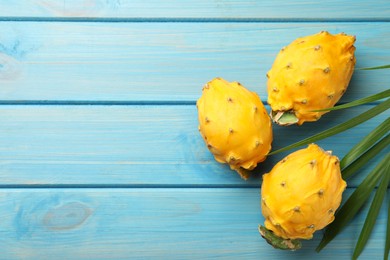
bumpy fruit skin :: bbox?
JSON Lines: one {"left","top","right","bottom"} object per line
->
{"left": 197, "top": 78, "right": 273, "bottom": 179}
{"left": 261, "top": 144, "right": 346, "bottom": 240}
{"left": 267, "top": 31, "right": 356, "bottom": 125}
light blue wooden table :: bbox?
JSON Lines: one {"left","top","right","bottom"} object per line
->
{"left": 0, "top": 1, "right": 389, "bottom": 259}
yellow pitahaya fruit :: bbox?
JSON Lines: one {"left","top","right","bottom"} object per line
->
{"left": 197, "top": 77, "right": 273, "bottom": 179}
{"left": 267, "top": 31, "right": 356, "bottom": 125}
{"left": 259, "top": 144, "right": 347, "bottom": 250}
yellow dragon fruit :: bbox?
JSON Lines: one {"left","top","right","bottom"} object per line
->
{"left": 267, "top": 31, "right": 356, "bottom": 125}
{"left": 197, "top": 77, "right": 273, "bottom": 179}
{"left": 259, "top": 144, "right": 347, "bottom": 250}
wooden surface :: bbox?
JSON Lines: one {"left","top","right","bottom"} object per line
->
{"left": 0, "top": 22, "right": 389, "bottom": 102}
{"left": 1, "top": 0, "right": 389, "bottom": 19}
{"left": 0, "top": 1, "right": 389, "bottom": 259}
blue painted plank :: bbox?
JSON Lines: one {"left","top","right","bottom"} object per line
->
{"left": 0, "top": 22, "right": 389, "bottom": 102}
{"left": 0, "top": 188, "right": 387, "bottom": 259}
{"left": 0, "top": 105, "right": 387, "bottom": 186}
{"left": 0, "top": 0, "right": 389, "bottom": 19}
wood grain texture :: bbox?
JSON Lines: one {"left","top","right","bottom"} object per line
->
{"left": 0, "top": 0, "right": 389, "bottom": 19}
{"left": 0, "top": 22, "right": 389, "bottom": 102}
{"left": 0, "top": 188, "right": 387, "bottom": 259}
{"left": 0, "top": 105, "right": 387, "bottom": 186}
{"left": 1, "top": 1, "right": 389, "bottom": 259}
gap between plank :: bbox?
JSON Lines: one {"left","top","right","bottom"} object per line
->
{"left": 0, "top": 17, "right": 389, "bottom": 23}
{"left": 0, "top": 100, "right": 196, "bottom": 106}
{"left": 0, "top": 101, "right": 380, "bottom": 106}
{"left": 0, "top": 184, "right": 365, "bottom": 189}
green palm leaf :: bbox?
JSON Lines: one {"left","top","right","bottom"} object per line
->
{"left": 385, "top": 200, "right": 390, "bottom": 260}
{"left": 269, "top": 98, "right": 390, "bottom": 155}
{"left": 352, "top": 166, "right": 390, "bottom": 259}
{"left": 358, "top": 64, "right": 390, "bottom": 70}
{"left": 311, "top": 89, "right": 390, "bottom": 112}
{"left": 316, "top": 153, "right": 390, "bottom": 252}
{"left": 342, "top": 134, "right": 390, "bottom": 180}
{"left": 341, "top": 118, "right": 390, "bottom": 169}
